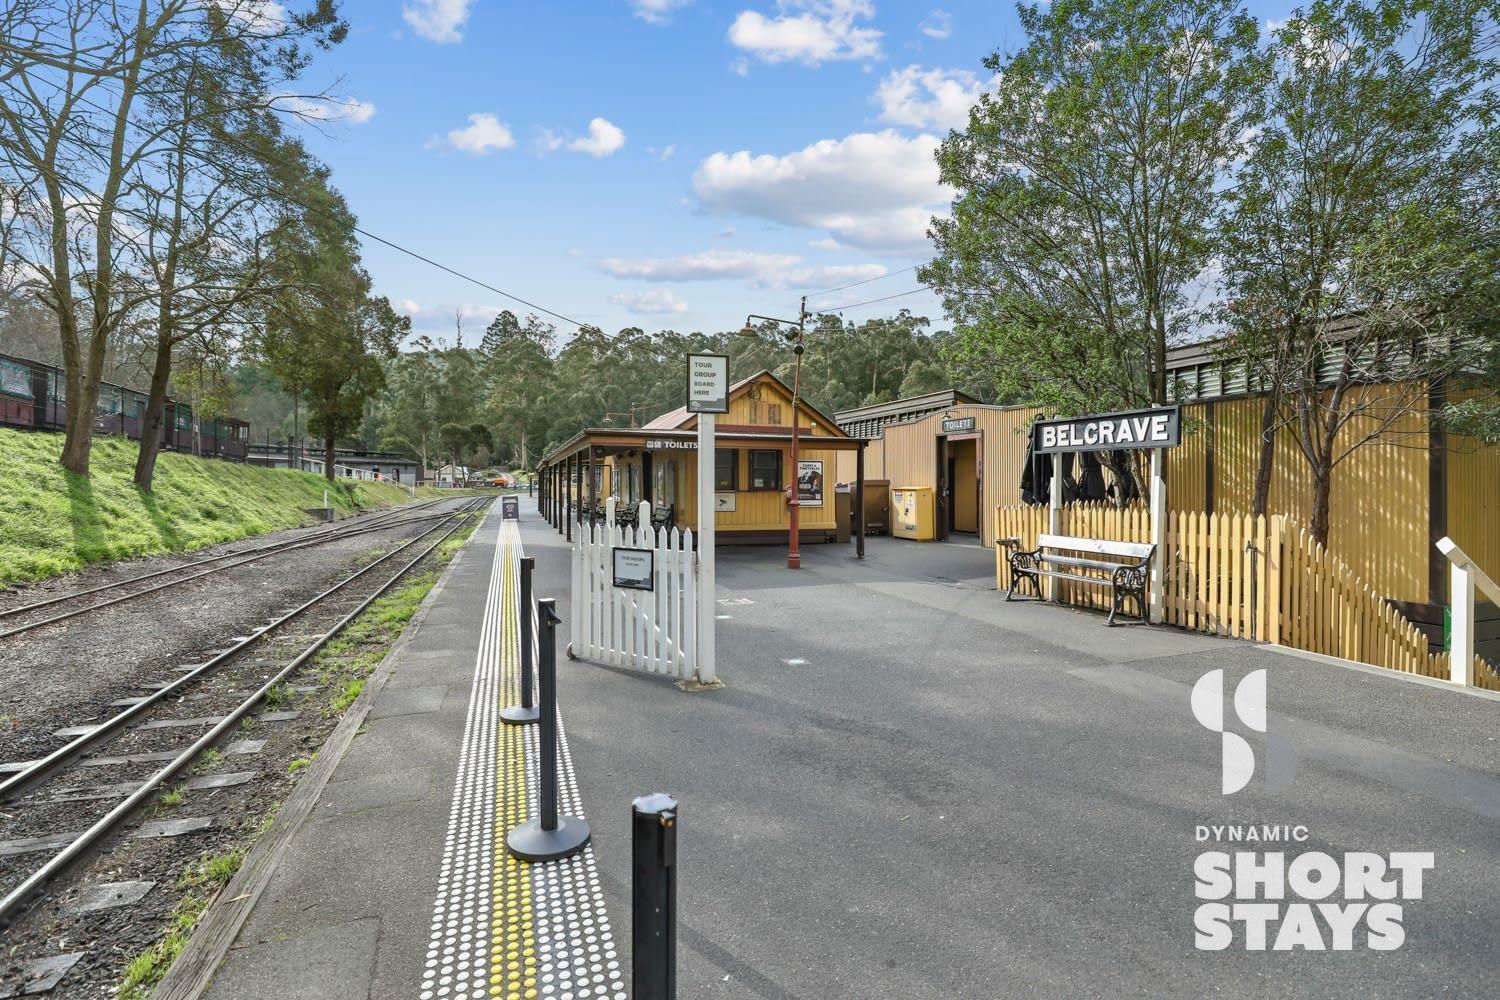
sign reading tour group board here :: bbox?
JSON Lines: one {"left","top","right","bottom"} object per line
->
{"left": 1033, "top": 405, "right": 1181, "bottom": 454}
{"left": 686, "top": 353, "right": 730, "bottom": 414}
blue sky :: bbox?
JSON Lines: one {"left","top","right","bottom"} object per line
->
{"left": 282, "top": 1, "right": 1291, "bottom": 345}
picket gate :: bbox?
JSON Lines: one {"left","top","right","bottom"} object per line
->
{"left": 571, "top": 498, "right": 699, "bottom": 681}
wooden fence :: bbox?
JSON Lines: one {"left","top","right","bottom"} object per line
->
{"left": 995, "top": 502, "right": 1500, "bottom": 692}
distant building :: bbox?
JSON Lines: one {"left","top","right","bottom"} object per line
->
{"left": 247, "top": 443, "right": 418, "bottom": 485}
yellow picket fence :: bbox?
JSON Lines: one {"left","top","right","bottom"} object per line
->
{"left": 993, "top": 502, "right": 1499, "bottom": 690}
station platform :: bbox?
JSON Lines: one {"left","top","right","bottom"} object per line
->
{"left": 170, "top": 503, "right": 623, "bottom": 1000}
{"left": 166, "top": 497, "right": 1499, "bottom": 999}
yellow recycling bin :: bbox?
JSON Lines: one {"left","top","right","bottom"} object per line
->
{"left": 890, "top": 487, "right": 936, "bottom": 541}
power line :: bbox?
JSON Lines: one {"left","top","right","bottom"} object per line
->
{"left": 803, "top": 263, "right": 919, "bottom": 301}
{"left": 813, "top": 287, "right": 931, "bottom": 314}
{"left": 351, "top": 227, "right": 586, "bottom": 329}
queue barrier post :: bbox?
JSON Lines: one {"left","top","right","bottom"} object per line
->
{"left": 506, "top": 598, "right": 591, "bottom": 862}
{"left": 500, "top": 556, "right": 540, "bottom": 725}
{"left": 632, "top": 793, "right": 678, "bottom": 1000}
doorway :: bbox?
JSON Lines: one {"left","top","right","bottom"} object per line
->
{"left": 936, "top": 434, "right": 982, "bottom": 541}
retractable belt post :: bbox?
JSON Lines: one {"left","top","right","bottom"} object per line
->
{"left": 500, "top": 556, "right": 540, "bottom": 725}
{"left": 506, "top": 597, "right": 591, "bottom": 862}
{"left": 632, "top": 793, "right": 678, "bottom": 1000}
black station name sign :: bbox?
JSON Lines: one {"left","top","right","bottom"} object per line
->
{"left": 941, "top": 416, "right": 976, "bottom": 433}
{"left": 1034, "top": 406, "right": 1180, "bottom": 454}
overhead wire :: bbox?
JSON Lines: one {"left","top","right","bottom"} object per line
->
{"left": 802, "top": 263, "right": 920, "bottom": 302}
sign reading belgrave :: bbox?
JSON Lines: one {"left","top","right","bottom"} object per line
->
{"left": 686, "top": 353, "right": 729, "bottom": 414}
{"left": 1033, "top": 405, "right": 1181, "bottom": 454}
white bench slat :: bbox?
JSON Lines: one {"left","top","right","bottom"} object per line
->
{"left": 1036, "top": 534, "right": 1153, "bottom": 560}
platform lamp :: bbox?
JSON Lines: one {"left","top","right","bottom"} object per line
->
{"left": 740, "top": 297, "right": 809, "bottom": 569}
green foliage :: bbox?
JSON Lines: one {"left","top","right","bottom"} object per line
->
{"left": 0, "top": 429, "right": 418, "bottom": 585}
{"left": 923, "top": 0, "right": 1265, "bottom": 414}
{"left": 361, "top": 307, "right": 974, "bottom": 472}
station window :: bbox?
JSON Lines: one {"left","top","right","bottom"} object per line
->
{"left": 714, "top": 449, "right": 737, "bottom": 492}
{"left": 747, "top": 449, "right": 782, "bottom": 491}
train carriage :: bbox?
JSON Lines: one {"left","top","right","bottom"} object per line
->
{"left": 0, "top": 353, "right": 250, "bottom": 463}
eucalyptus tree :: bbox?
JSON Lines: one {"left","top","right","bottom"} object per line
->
{"left": 1219, "top": 0, "right": 1499, "bottom": 541}
{"left": 0, "top": 0, "right": 344, "bottom": 476}
{"left": 923, "top": 0, "right": 1266, "bottom": 415}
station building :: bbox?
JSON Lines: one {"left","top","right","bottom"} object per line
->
{"left": 833, "top": 351, "right": 1497, "bottom": 613}
{"left": 537, "top": 370, "right": 867, "bottom": 546}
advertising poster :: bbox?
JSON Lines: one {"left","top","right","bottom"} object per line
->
{"left": 797, "top": 459, "right": 823, "bottom": 508}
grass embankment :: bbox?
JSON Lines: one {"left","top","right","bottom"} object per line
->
{"left": 0, "top": 429, "right": 436, "bottom": 586}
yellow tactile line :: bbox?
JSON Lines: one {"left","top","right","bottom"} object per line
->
{"left": 491, "top": 524, "right": 539, "bottom": 999}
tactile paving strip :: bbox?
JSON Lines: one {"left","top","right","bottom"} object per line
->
{"left": 422, "top": 516, "right": 624, "bottom": 1000}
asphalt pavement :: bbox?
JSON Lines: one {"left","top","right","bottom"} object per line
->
{"left": 525, "top": 506, "right": 1499, "bottom": 999}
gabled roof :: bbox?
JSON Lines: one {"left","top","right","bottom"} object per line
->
{"left": 641, "top": 369, "right": 848, "bottom": 436}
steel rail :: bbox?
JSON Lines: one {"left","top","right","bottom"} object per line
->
{"left": 0, "top": 497, "right": 488, "bottom": 802}
{"left": 0, "top": 498, "right": 450, "bottom": 623}
{"left": 0, "top": 503, "right": 474, "bottom": 642}
{"left": 0, "top": 500, "right": 491, "bottom": 928}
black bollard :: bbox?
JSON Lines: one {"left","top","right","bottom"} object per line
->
{"left": 500, "top": 557, "right": 539, "bottom": 725}
{"left": 506, "top": 598, "right": 591, "bottom": 862}
{"left": 632, "top": 794, "right": 678, "bottom": 1000}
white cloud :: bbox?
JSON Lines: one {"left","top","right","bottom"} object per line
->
{"left": 773, "top": 262, "right": 886, "bottom": 289}
{"left": 717, "top": 227, "right": 737, "bottom": 238}
{"left": 693, "top": 130, "right": 951, "bottom": 251}
{"left": 599, "top": 249, "right": 800, "bottom": 282}
{"left": 403, "top": 0, "right": 474, "bottom": 44}
{"left": 598, "top": 249, "right": 889, "bottom": 289}
{"left": 534, "top": 128, "right": 565, "bottom": 154}
{"left": 920, "top": 9, "right": 951, "bottom": 39}
{"left": 568, "top": 118, "right": 626, "bottom": 157}
{"left": 611, "top": 289, "right": 690, "bottom": 315}
{"left": 728, "top": 0, "right": 882, "bottom": 66}
{"left": 731, "top": 57, "right": 751, "bottom": 77}
{"left": 215, "top": 0, "right": 287, "bottom": 34}
{"left": 271, "top": 93, "right": 376, "bottom": 124}
{"left": 874, "top": 65, "right": 991, "bottom": 131}
{"left": 660, "top": 143, "right": 676, "bottom": 160}
{"left": 631, "top": 0, "right": 692, "bottom": 24}
{"left": 394, "top": 298, "right": 422, "bottom": 316}
{"left": 447, "top": 113, "right": 515, "bottom": 154}
{"left": 809, "top": 237, "right": 841, "bottom": 250}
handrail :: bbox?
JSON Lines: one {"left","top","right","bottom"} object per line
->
{"left": 1437, "top": 537, "right": 1500, "bottom": 605}
{"left": 1437, "top": 536, "right": 1496, "bottom": 687}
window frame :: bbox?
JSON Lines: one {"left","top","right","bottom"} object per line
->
{"left": 746, "top": 449, "right": 783, "bottom": 492}
{"left": 713, "top": 448, "right": 738, "bottom": 492}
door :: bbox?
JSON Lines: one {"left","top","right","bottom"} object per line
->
{"left": 934, "top": 437, "right": 949, "bottom": 541}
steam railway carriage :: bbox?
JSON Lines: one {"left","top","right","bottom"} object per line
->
{"left": 0, "top": 353, "right": 249, "bottom": 461}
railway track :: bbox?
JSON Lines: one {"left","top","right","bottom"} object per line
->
{"left": 0, "top": 496, "right": 463, "bottom": 642}
{"left": 0, "top": 496, "right": 491, "bottom": 930}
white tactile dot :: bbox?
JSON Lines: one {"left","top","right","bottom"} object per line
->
{"left": 423, "top": 518, "right": 623, "bottom": 1000}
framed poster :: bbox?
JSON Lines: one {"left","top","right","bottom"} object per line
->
{"left": 612, "top": 547, "right": 654, "bottom": 591}
{"left": 685, "top": 353, "right": 730, "bottom": 413}
{"left": 796, "top": 459, "right": 824, "bottom": 508}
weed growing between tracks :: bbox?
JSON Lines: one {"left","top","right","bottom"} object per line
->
{"left": 105, "top": 516, "right": 479, "bottom": 996}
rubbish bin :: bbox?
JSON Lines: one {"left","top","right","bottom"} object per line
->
{"left": 891, "top": 487, "right": 935, "bottom": 541}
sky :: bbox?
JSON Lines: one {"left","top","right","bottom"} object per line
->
{"left": 279, "top": 0, "right": 1293, "bottom": 346}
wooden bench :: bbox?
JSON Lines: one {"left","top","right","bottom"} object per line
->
{"left": 1007, "top": 533, "right": 1155, "bottom": 626}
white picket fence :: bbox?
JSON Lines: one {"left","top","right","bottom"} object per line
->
{"left": 570, "top": 498, "right": 699, "bottom": 680}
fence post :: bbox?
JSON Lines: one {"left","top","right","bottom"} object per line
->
{"left": 632, "top": 793, "right": 678, "bottom": 1000}
{"left": 1449, "top": 557, "right": 1475, "bottom": 687}
{"left": 506, "top": 598, "right": 591, "bottom": 862}
{"left": 501, "top": 557, "right": 539, "bottom": 724}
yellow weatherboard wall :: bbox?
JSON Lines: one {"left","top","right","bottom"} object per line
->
{"left": 870, "top": 388, "right": 1494, "bottom": 602}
